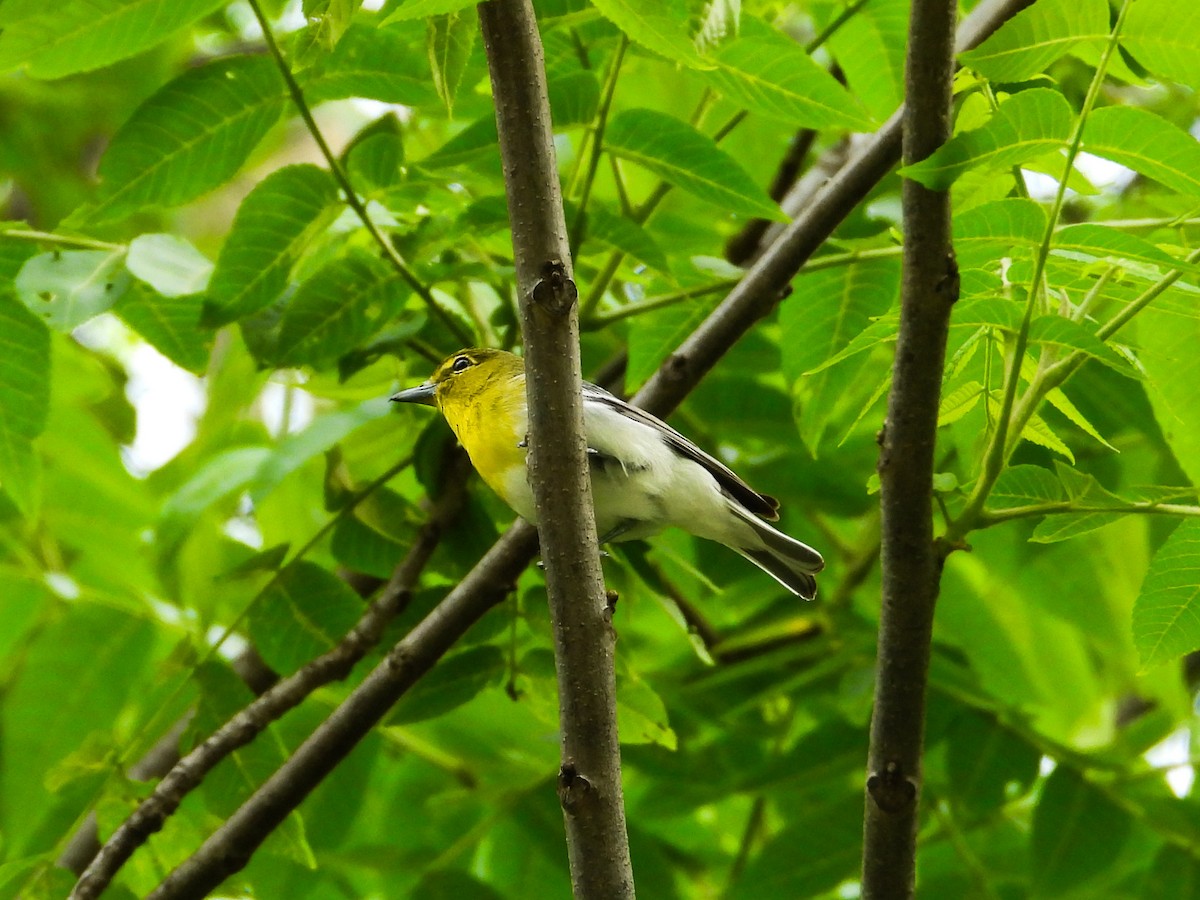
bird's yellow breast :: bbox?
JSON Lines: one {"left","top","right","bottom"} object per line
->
{"left": 438, "top": 374, "right": 527, "bottom": 505}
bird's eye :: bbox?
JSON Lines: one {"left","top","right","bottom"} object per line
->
{"left": 451, "top": 355, "right": 473, "bottom": 373}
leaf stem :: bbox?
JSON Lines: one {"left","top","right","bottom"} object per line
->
{"left": 1, "top": 228, "right": 126, "bottom": 252}
{"left": 947, "top": 0, "right": 1133, "bottom": 540}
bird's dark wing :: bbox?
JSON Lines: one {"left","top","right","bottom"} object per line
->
{"left": 581, "top": 381, "right": 780, "bottom": 520}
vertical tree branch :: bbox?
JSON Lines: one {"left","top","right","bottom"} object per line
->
{"left": 478, "top": 2, "right": 634, "bottom": 897}
{"left": 860, "top": 0, "right": 959, "bottom": 896}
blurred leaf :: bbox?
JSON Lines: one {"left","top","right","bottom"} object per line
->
{"left": 275, "top": 251, "right": 411, "bottom": 368}
{"left": 705, "top": 18, "right": 873, "bottom": 130}
{"left": 959, "top": 0, "right": 1111, "bottom": 82}
{"left": 591, "top": 0, "right": 710, "bottom": 68}
{"left": 82, "top": 56, "right": 287, "bottom": 224}
{"left": 1139, "top": 303, "right": 1200, "bottom": 489}
{"left": 204, "top": 165, "right": 340, "bottom": 327}
{"left": 382, "top": 0, "right": 478, "bottom": 22}
{"left": 114, "top": 282, "right": 213, "bottom": 374}
{"left": 411, "top": 868, "right": 507, "bottom": 900}
{"left": 944, "top": 712, "right": 1039, "bottom": 816}
{"left": 300, "top": 23, "right": 440, "bottom": 106}
{"left": 1082, "top": 107, "right": 1200, "bottom": 196}
{"left": 902, "top": 88, "right": 1074, "bottom": 190}
{"left": 14, "top": 249, "right": 129, "bottom": 330}
{"left": 1, "top": 604, "right": 156, "bottom": 857}
{"left": 126, "top": 234, "right": 213, "bottom": 298}
{"left": 0, "top": 290, "right": 49, "bottom": 515}
{"left": 616, "top": 671, "right": 676, "bottom": 749}
{"left": 1133, "top": 519, "right": 1200, "bottom": 669}
{"left": 248, "top": 561, "right": 365, "bottom": 674}
{"left": 547, "top": 70, "right": 601, "bottom": 126}
{"left": 192, "top": 661, "right": 316, "bottom": 866}
{"left": 427, "top": 10, "right": 477, "bottom": 116}
{"left": 571, "top": 201, "right": 669, "bottom": 273}
{"left": 1142, "top": 844, "right": 1200, "bottom": 899}
{"left": 729, "top": 790, "right": 862, "bottom": 898}
{"left": 782, "top": 255, "right": 900, "bottom": 451}
{"left": 0, "top": 0, "right": 228, "bottom": 79}
{"left": 1123, "top": 0, "right": 1200, "bottom": 91}
{"left": 606, "top": 109, "right": 784, "bottom": 220}
{"left": 989, "top": 464, "right": 1064, "bottom": 511}
{"left": 1031, "top": 767, "right": 1132, "bottom": 896}
{"left": 954, "top": 197, "right": 1047, "bottom": 270}
{"left": 823, "top": 0, "right": 907, "bottom": 123}
{"left": 391, "top": 645, "right": 505, "bottom": 723}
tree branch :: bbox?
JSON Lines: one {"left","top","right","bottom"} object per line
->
{"left": 71, "top": 459, "right": 469, "bottom": 900}
{"left": 479, "top": 1, "right": 634, "bottom": 896}
{"left": 145, "top": 522, "right": 539, "bottom": 900}
{"left": 860, "top": 0, "right": 958, "bottom": 895}
{"left": 125, "top": 3, "right": 1033, "bottom": 893}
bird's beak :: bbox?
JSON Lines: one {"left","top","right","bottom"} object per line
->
{"left": 390, "top": 381, "right": 437, "bottom": 406}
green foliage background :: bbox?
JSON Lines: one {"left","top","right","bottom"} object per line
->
{"left": 1, "top": 0, "right": 1200, "bottom": 896}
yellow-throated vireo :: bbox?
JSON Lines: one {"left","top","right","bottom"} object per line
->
{"left": 391, "top": 349, "right": 824, "bottom": 599}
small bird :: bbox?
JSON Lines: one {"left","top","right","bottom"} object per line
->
{"left": 391, "top": 348, "right": 824, "bottom": 598}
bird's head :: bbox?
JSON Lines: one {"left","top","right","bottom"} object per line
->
{"left": 390, "top": 348, "right": 524, "bottom": 417}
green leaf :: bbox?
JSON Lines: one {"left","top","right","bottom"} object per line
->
{"left": 390, "top": 645, "right": 505, "bottom": 724}
{"left": 204, "top": 165, "right": 340, "bottom": 327}
{"left": 590, "top": 0, "right": 711, "bottom": 68}
{"left": 1022, "top": 411, "right": 1074, "bottom": 462}
{"left": 730, "top": 791, "right": 862, "bottom": 898}
{"left": 1138, "top": 304, "right": 1200, "bottom": 489}
{"left": 954, "top": 197, "right": 1047, "bottom": 270}
{"left": 1133, "top": 519, "right": 1200, "bottom": 669}
{"left": 192, "top": 662, "right": 315, "bottom": 867}
{"left": 547, "top": 70, "right": 601, "bottom": 127}
{"left": 616, "top": 672, "right": 676, "bottom": 749}
{"left": 824, "top": 0, "right": 906, "bottom": 123}
{"left": 1082, "top": 106, "right": 1200, "bottom": 196}
{"left": 1, "top": 604, "right": 156, "bottom": 857}
{"left": 0, "top": 0, "right": 228, "bottom": 79}
{"left": 570, "top": 201, "right": 669, "bottom": 273}
{"left": 1031, "top": 767, "right": 1131, "bottom": 896}
{"left": 1052, "top": 223, "right": 1200, "bottom": 276}
{"left": 938, "top": 380, "right": 984, "bottom": 427}
{"left": 114, "top": 282, "right": 213, "bottom": 375}
{"left": 300, "top": 23, "right": 440, "bottom": 106}
{"left": 944, "top": 713, "right": 1039, "bottom": 816}
{"left": 902, "top": 88, "right": 1073, "bottom": 190}
{"left": 606, "top": 109, "right": 784, "bottom": 220}
{"left": 275, "top": 251, "right": 411, "bottom": 368}
{"left": 83, "top": 56, "right": 287, "bottom": 224}
{"left": 250, "top": 400, "right": 390, "bottom": 502}
{"left": 1123, "top": 0, "right": 1200, "bottom": 91}
{"left": 0, "top": 290, "right": 49, "bottom": 516}
{"left": 417, "top": 116, "right": 498, "bottom": 169}
{"left": 704, "top": 18, "right": 873, "bottom": 130}
{"left": 626, "top": 296, "right": 719, "bottom": 388}
{"left": 382, "top": 0, "right": 478, "bottom": 22}
{"left": 958, "top": 0, "right": 1111, "bottom": 82}
{"left": 1026, "top": 315, "right": 1135, "bottom": 374}
{"left": 126, "top": 234, "right": 213, "bottom": 298}
{"left": 427, "top": 11, "right": 477, "bottom": 116}
{"left": 248, "top": 561, "right": 365, "bottom": 675}
{"left": 14, "top": 249, "right": 130, "bottom": 330}
{"left": 159, "top": 445, "right": 273, "bottom": 547}
{"left": 989, "top": 464, "right": 1064, "bottom": 511}
{"left": 782, "top": 256, "right": 900, "bottom": 450}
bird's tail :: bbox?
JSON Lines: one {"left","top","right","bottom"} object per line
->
{"left": 729, "top": 506, "right": 824, "bottom": 600}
